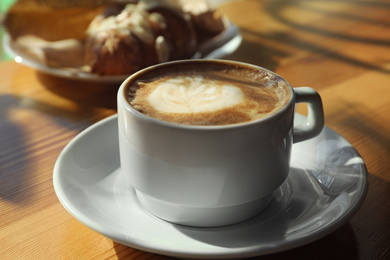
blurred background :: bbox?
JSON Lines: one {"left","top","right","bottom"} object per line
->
{"left": 0, "top": 0, "right": 15, "bottom": 61}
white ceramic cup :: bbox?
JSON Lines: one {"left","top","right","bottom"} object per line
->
{"left": 117, "top": 60, "right": 324, "bottom": 227}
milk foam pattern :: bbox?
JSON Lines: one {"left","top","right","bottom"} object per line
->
{"left": 147, "top": 75, "right": 244, "bottom": 113}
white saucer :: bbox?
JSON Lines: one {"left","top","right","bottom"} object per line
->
{"left": 53, "top": 114, "right": 368, "bottom": 259}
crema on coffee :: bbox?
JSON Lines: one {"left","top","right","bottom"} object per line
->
{"left": 126, "top": 63, "right": 290, "bottom": 126}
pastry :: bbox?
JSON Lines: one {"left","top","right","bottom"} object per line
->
{"left": 85, "top": 1, "right": 197, "bottom": 75}
{"left": 85, "top": 0, "right": 225, "bottom": 75}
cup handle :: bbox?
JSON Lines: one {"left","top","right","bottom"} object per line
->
{"left": 293, "top": 87, "right": 324, "bottom": 143}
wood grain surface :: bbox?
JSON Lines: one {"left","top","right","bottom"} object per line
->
{"left": 1, "top": 0, "right": 389, "bottom": 259}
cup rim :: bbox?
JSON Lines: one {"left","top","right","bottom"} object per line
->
{"left": 117, "top": 59, "right": 294, "bottom": 130}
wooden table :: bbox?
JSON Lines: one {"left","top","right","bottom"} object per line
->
{"left": 1, "top": 0, "right": 389, "bottom": 259}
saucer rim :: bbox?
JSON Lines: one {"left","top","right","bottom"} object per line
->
{"left": 53, "top": 114, "right": 368, "bottom": 259}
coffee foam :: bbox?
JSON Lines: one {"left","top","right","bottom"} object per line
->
{"left": 146, "top": 75, "right": 244, "bottom": 113}
{"left": 128, "top": 67, "right": 290, "bottom": 126}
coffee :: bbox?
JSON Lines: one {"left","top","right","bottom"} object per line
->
{"left": 125, "top": 62, "right": 291, "bottom": 126}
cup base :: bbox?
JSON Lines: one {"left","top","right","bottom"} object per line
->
{"left": 135, "top": 191, "right": 274, "bottom": 227}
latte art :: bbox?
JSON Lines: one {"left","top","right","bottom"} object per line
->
{"left": 147, "top": 76, "right": 244, "bottom": 113}
{"left": 127, "top": 64, "right": 290, "bottom": 126}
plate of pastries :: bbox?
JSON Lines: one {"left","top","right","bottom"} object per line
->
{"left": 3, "top": 0, "right": 242, "bottom": 82}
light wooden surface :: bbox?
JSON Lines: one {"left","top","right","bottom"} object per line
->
{"left": 1, "top": 0, "right": 390, "bottom": 259}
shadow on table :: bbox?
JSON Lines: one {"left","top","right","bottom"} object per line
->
{"left": 225, "top": 0, "right": 390, "bottom": 75}
{"left": 36, "top": 72, "right": 120, "bottom": 110}
{"left": 0, "top": 95, "right": 31, "bottom": 204}
{"left": 223, "top": 37, "right": 287, "bottom": 71}
{"left": 0, "top": 72, "right": 118, "bottom": 204}
{"left": 265, "top": 0, "right": 390, "bottom": 46}
{"left": 0, "top": 92, "right": 99, "bottom": 205}
{"left": 0, "top": 66, "right": 119, "bottom": 204}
